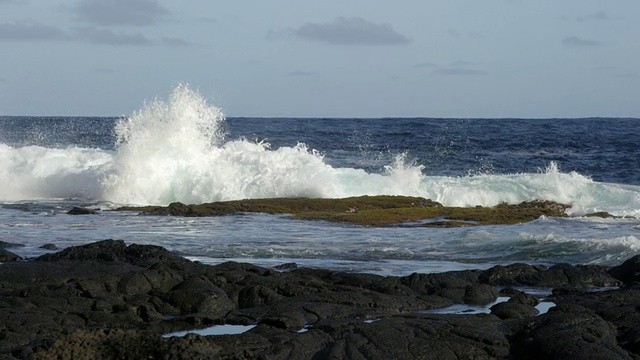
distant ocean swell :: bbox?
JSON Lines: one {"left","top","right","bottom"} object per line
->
{"left": 1, "top": 85, "right": 639, "bottom": 218}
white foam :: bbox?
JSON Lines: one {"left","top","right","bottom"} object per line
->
{"left": 0, "top": 143, "right": 112, "bottom": 200}
{"left": 1, "top": 84, "right": 640, "bottom": 217}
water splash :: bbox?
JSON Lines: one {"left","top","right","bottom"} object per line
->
{"left": 1, "top": 84, "right": 640, "bottom": 217}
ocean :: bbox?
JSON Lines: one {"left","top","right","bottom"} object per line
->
{"left": 1, "top": 85, "right": 639, "bottom": 275}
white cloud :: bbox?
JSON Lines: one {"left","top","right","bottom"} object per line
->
{"left": 0, "top": 20, "right": 188, "bottom": 46}
{"left": 72, "top": 27, "right": 150, "bottom": 45}
{"left": 272, "top": 17, "right": 410, "bottom": 46}
{"left": 0, "top": 21, "right": 67, "bottom": 41}
{"left": 577, "top": 11, "right": 607, "bottom": 22}
{"left": 161, "top": 37, "right": 189, "bottom": 47}
{"left": 71, "top": 0, "right": 169, "bottom": 26}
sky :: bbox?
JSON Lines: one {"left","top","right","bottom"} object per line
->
{"left": 0, "top": 0, "right": 639, "bottom": 118}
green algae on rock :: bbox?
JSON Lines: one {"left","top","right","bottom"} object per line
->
{"left": 117, "top": 196, "right": 572, "bottom": 227}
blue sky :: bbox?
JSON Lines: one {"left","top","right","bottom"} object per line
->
{"left": 0, "top": 0, "right": 639, "bottom": 118}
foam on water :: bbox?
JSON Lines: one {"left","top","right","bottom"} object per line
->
{"left": 1, "top": 84, "right": 640, "bottom": 217}
{"left": 0, "top": 143, "right": 112, "bottom": 201}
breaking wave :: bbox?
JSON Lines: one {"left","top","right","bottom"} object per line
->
{"left": 1, "top": 84, "right": 639, "bottom": 217}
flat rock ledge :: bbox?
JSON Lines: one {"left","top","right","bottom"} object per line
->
{"left": 2, "top": 240, "right": 640, "bottom": 359}
{"left": 116, "top": 196, "right": 586, "bottom": 227}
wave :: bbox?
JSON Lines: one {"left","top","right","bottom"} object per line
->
{"left": 1, "top": 85, "right": 640, "bottom": 217}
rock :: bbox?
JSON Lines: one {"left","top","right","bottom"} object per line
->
{"left": 510, "top": 304, "right": 633, "bottom": 359}
{"left": 0, "top": 241, "right": 25, "bottom": 248}
{"left": 609, "top": 255, "right": 640, "bottom": 284}
{"left": 67, "top": 207, "right": 98, "bottom": 215}
{"left": 4, "top": 242, "right": 640, "bottom": 359}
{"left": 490, "top": 302, "right": 538, "bottom": 320}
{"left": 508, "top": 291, "right": 540, "bottom": 307}
{"left": 0, "top": 248, "right": 22, "bottom": 262}
{"left": 35, "top": 239, "right": 192, "bottom": 267}
{"left": 162, "top": 276, "right": 233, "bottom": 318}
{"left": 479, "top": 262, "right": 621, "bottom": 288}
{"left": 39, "top": 244, "right": 58, "bottom": 250}
{"left": 463, "top": 283, "right": 498, "bottom": 305}
{"left": 274, "top": 262, "right": 298, "bottom": 270}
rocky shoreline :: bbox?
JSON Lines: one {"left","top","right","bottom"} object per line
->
{"left": 2, "top": 239, "right": 640, "bottom": 359}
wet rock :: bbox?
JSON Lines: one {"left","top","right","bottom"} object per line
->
{"left": 35, "top": 239, "right": 193, "bottom": 267}
{"left": 162, "top": 276, "right": 233, "bottom": 318}
{"left": 490, "top": 302, "right": 538, "bottom": 320}
{"left": 510, "top": 304, "right": 633, "bottom": 359}
{"left": 479, "top": 262, "right": 621, "bottom": 288}
{"left": 67, "top": 207, "right": 98, "bottom": 215}
{"left": 609, "top": 255, "right": 640, "bottom": 284}
{"left": 39, "top": 243, "right": 58, "bottom": 250}
{"left": 274, "top": 262, "right": 298, "bottom": 270}
{"left": 0, "top": 241, "right": 25, "bottom": 248}
{"left": 4, "top": 242, "right": 640, "bottom": 359}
{"left": 508, "top": 291, "right": 540, "bottom": 307}
{"left": 0, "top": 248, "right": 22, "bottom": 262}
{"left": 463, "top": 283, "right": 498, "bottom": 305}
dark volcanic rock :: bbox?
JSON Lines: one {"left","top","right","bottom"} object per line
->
{"left": 161, "top": 275, "right": 233, "bottom": 317}
{"left": 3, "top": 241, "right": 640, "bottom": 359}
{"left": 479, "top": 262, "right": 621, "bottom": 288}
{"left": 0, "top": 241, "right": 25, "bottom": 248}
{"left": 67, "top": 206, "right": 98, "bottom": 215}
{"left": 490, "top": 302, "right": 538, "bottom": 320}
{"left": 34, "top": 239, "right": 192, "bottom": 267}
{"left": 463, "top": 283, "right": 498, "bottom": 305}
{"left": 609, "top": 255, "right": 640, "bottom": 284}
{"left": 0, "top": 248, "right": 22, "bottom": 262}
{"left": 511, "top": 304, "right": 633, "bottom": 359}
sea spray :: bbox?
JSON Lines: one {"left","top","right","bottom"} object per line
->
{"left": 0, "top": 144, "right": 110, "bottom": 200}
{"left": 2, "top": 86, "right": 640, "bottom": 218}
{"left": 101, "top": 84, "right": 428, "bottom": 205}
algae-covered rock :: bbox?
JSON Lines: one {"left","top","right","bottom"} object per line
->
{"left": 117, "top": 196, "right": 573, "bottom": 227}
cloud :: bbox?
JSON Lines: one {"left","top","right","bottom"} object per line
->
{"left": 447, "top": 29, "right": 485, "bottom": 39}
{"left": 274, "top": 17, "right": 410, "bottom": 46}
{"left": 161, "top": 37, "right": 189, "bottom": 47}
{"left": 285, "top": 71, "right": 316, "bottom": 77}
{"left": 0, "top": 21, "right": 67, "bottom": 41}
{"left": 0, "top": 20, "right": 187, "bottom": 46}
{"left": 72, "top": 26, "right": 150, "bottom": 45}
{"left": 431, "top": 68, "right": 486, "bottom": 76}
{"left": 71, "top": 0, "right": 169, "bottom": 26}
{"left": 577, "top": 11, "right": 607, "bottom": 22}
{"left": 562, "top": 36, "right": 604, "bottom": 47}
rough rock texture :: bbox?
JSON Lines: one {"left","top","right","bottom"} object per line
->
{"left": 1, "top": 240, "right": 639, "bottom": 359}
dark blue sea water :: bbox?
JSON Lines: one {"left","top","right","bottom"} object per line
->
{"left": 1, "top": 86, "right": 639, "bottom": 274}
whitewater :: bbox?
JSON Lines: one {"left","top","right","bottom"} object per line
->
{"left": 1, "top": 85, "right": 639, "bottom": 217}
{"left": 1, "top": 84, "right": 640, "bottom": 274}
